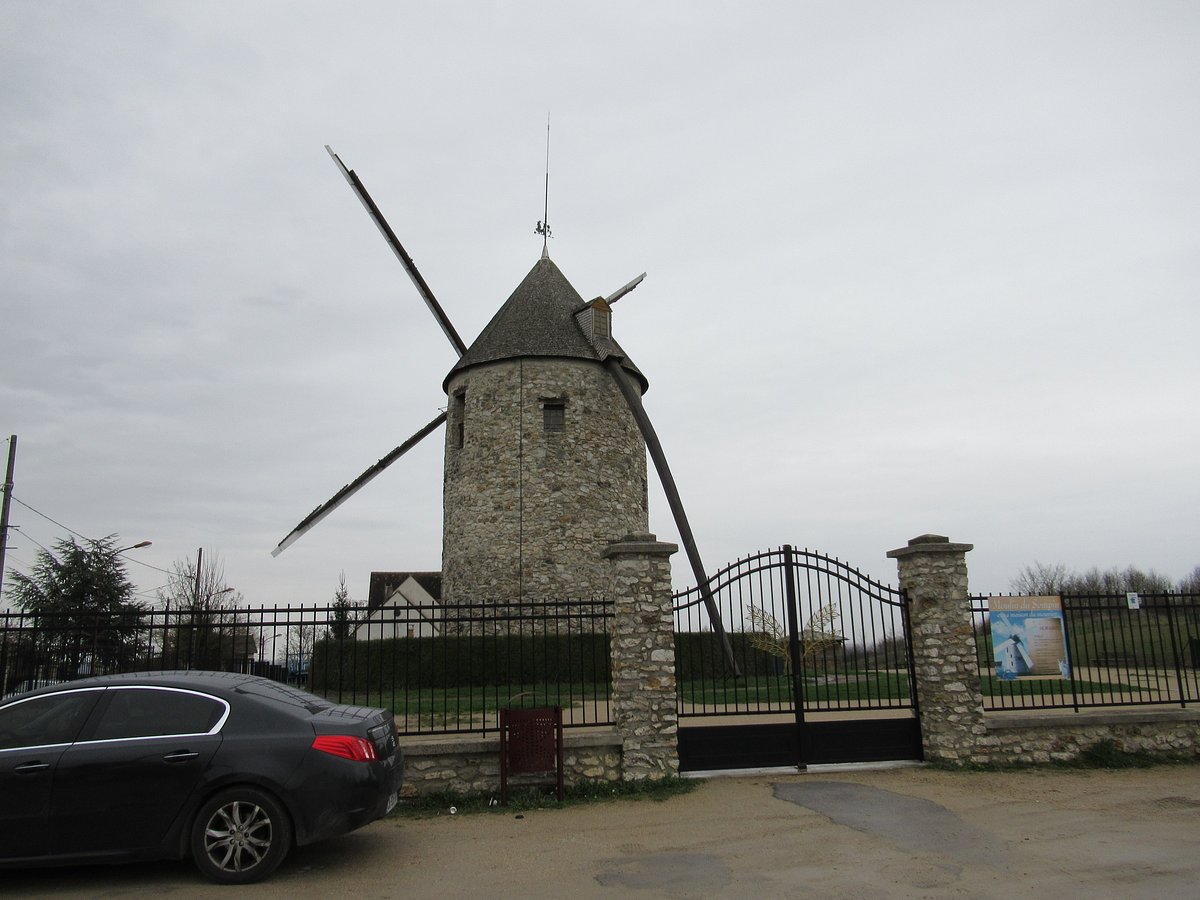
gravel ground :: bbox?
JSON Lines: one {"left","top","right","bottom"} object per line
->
{"left": 5, "top": 764, "right": 1200, "bottom": 898}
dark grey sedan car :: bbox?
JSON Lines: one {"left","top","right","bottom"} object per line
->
{"left": 0, "top": 671, "right": 403, "bottom": 883}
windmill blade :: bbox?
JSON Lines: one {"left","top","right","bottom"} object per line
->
{"left": 603, "top": 357, "right": 741, "bottom": 677}
{"left": 325, "top": 145, "right": 468, "bottom": 358}
{"left": 272, "top": 412, "right": 447, "bottom": 558}
{"left": 1015, "top": 638, "right": 1035, "bottom": 669}
{"left": 605, "top": 272, "right": 646, "bottom": 306}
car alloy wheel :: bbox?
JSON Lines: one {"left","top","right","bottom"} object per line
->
{"left": 191, "top": 787, "right": 291, "bottom": 884}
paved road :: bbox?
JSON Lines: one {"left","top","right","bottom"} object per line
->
{"left": 4, "top": 764, "right": 1200, "bottom": 898}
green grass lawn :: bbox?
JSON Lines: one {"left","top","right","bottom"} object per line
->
{"left": 980, "top": 674, "right": 1138, "bottom": 698}
{"left": 679, "top": 670, "right": 912, "bottom": 705}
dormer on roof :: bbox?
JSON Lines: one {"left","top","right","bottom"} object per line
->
{"left": 574, "top": 297, "right": 614, "bottom": 357}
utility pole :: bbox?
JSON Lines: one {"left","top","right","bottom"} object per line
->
{"left": 188, "top": 547, "right": 203, "bottom": 669}
{"left": 0, "top": 435, "right": 16, "bottom": 604}
{"left": 194, "top": 547, "right": 203, "bottom": 607}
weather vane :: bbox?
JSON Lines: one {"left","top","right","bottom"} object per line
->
{"left": 535, "top": 113, "right": 552, "bottom": 255}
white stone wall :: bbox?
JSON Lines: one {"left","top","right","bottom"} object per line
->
{"left": 442, "top": 357, "right": 649, "bottom": 608}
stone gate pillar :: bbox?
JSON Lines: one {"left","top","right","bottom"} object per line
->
{"left": 887, "top": 534, "right": 988, "bottom": 765}
{"left": 603, "top": 532, "right": 679, "bottom": 780}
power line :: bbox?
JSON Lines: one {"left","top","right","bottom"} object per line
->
{"left": 119, "top": 555, "right": 175, "bottom": 577}
{"left": 9, "top": 528, "right": 56, "bottom": 559}
{"left": 7, "top": 493, "right": 174, "bottom": 576}
{"left": 10, "top": 495, "right": 93, "bottom": 542}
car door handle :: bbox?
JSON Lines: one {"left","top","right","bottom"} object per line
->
{"left": 14, "top": 761, "right": 51, "bottom": 774}
{"left": 162, "top": 750, "right": 199, "bottom": 762}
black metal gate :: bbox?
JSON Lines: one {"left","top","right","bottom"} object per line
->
{"left": 674, "top": 545, "right": 921, "bottom": 770}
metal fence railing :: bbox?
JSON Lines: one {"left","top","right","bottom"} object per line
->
{"left": 0, "top": 598, "right": 614, "bottom": 736}
{"left": 970, "top": 592, "right": 1200, "bottom": 712}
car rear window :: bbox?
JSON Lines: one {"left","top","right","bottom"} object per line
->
{"left": 89, "top": 688, "right": 226, "bottom": 740}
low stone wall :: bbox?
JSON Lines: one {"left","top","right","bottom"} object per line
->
{"left": 400, "top": 728, "right": 623, "bottom": 798}
{"left": 982, "top": 708, "right": 1200, "bottom": 765}
{"left": 891, "top": 533, "right": 1200, "bottom": 768}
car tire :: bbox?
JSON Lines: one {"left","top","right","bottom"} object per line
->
{"left": 190, "top": 787, "right": 292, "bottom": 884}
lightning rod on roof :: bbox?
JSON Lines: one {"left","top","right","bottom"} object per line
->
{"left": 535, "top": 113, "right": 552, "bottom": 257}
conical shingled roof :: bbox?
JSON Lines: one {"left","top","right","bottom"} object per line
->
{"left": 443, "top": 256, "right": 648, "bottom": 393}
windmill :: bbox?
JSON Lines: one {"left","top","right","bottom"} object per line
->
{"left": 993, "top": 633, "right": 1035, "bottom": 677}
{"left": 274, "top": 146, "right": 737, "bottom": 672}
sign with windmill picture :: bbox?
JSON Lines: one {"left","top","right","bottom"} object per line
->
{"left": 989, "top": 595, "right": 1069, "bottom": 680}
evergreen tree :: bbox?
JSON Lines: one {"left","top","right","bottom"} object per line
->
{"left": 7, "top": 535, "right": 147, "bottom": 677}
{"left": 328, "top": 571, "right": 357, "bottom": 641}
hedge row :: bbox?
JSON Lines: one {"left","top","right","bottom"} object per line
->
{"left": 309, "top": 631, "right": 840, "bottom": 693}
{"left": 308, "top": 632, "right": 612, "bottom": 692}
{"left": 675, "top": 632, "right": 794, "bottom": 680}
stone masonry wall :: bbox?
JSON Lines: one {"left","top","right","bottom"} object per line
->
{"left": 888, "top": 534, "right": 990, "bottom": 765}
{"left": 891, "top": 533, "right": 1200, "bottom": 766}
{"left": 985, "top": 710, "right": 1200, "bottom": 765}
{"left": 603, "top": 533, "right": 680, "bottom": 780}
{"left": 442, "top": 358, "right": 648, "bottom": 609}
{"left": 399, "top": 532, "right": 682, "bottom": 798}
{"left": 401, "top": 731, "right": 622, "bottom": 798}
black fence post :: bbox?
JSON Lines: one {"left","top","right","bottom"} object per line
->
{"left": 901, "top": 587, "right": 921, "bottom": 722}
{"left": 1162, "top": 594, "right": 1188, "bottom": 709}
{"left": 782, "top": 546, "right": 806, "bottom": 744}
{"left": 1062, "top": 596, "right": 1081, "bottom": 712}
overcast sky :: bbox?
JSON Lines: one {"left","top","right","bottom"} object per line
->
{"left": 2, "top": 1, "right": 1197, "bottom": 610}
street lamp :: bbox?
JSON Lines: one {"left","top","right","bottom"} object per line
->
{"left": 115, "top": 540, "right": 153, "bottom": 554}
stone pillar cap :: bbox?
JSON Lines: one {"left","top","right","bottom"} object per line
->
{"left": 602, "top": 533, "right": 679, "bottom": 558}
{"left": 887, "top": 534, "right": 974, "bottom": 558}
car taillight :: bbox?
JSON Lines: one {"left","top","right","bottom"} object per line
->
{"left": 312, "top": 735, "right": 377, "bottom": 762}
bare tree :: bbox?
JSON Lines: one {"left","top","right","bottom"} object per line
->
{"left": 285, "top": 623, "right": 316, "bottom": 682}
{"left": 1179, "top": 566, "right": 1200, "bottom": 595}
{"left": 1012, "top": 561, "right": 1178, "bottom": 595}
{"left": 156, "top": 552, "right": 255, "bottom": 671}
{"left": 1010, "top": 561, "right": 1071, "bottom": 594}
{"left": 747, "top": 603, "right": 841, "bottom": 674}
{"left": 1077, "top": 566, "right": 1174, "bottom": 594}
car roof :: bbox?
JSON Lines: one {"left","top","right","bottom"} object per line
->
{"left": 4, "top": 671, "right": 330, "bottom": 711}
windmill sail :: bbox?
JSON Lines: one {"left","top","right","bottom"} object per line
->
{"left": 271, "top": 412, "right": 447, "bottom": 557}
{"left": 325, "top": 145, "right": 467, "bottom": 357}
{"left": 603, "top": 357, "right": 741, "bottom": 677}
{"left": 605, "top": 272, "right": 646, "bottom": 305}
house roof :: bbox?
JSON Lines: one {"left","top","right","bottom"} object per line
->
{"left": 442, "top": 256, "right": 648, "bottom": 393}
{"left": 367, "top": 571, "right": 442, "bottom": 611}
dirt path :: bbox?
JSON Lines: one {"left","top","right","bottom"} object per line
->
{"left": 5, "top": 765, "right": 1200, "bottom": 898}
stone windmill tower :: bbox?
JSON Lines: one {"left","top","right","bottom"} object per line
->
{"left": 274, "top": 147, "right": 734, "bottom": 659}
{"left": 440, "top": 253, "right": 649, "bottom": 607}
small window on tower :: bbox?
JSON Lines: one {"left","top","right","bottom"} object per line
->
{"left": 543, "top": 401, "right": 565, "bottom": 433}
{"left": 453, "top": 390, "right": 466, "bottom": 449}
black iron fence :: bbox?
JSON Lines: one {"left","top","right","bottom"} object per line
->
{"left": 970, "top": 592, "right": 1200, "bottom": 711}
{"left": 0, "top": 599, "right": 613, "bottom": 735}
{"left": 673, "top": 546, "right": 917, "bottom": 718}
